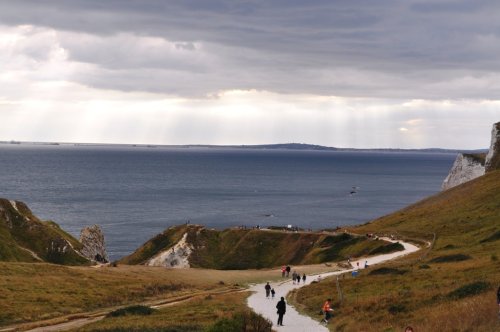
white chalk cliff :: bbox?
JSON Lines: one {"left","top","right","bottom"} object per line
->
{"left": 146, "top": 233, "right": 192, "bottom": 268}
{"left": 485, "top": 122, "right": 500, "bottom": 172}
{"left": 441, "top": 154, "right": 485, "bottom": 190}
{"left": 442, "top": 121, "right": 500, "bottom": 190}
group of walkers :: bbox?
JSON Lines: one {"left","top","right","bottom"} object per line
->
{"left": 263, "top": 282, "right": 286, "bottom": 326}
{"left": 281, "top": 265, "right": 306, "bottom": 284}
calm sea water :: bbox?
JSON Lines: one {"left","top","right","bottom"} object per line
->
{"left": 0, "top": 145, "right": 456, "bottom": 260}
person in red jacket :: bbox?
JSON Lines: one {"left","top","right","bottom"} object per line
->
{"left": 321, "top": 298, "right": 333, "bottom": 324}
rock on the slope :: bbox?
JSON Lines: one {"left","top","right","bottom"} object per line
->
{"left": 79, "top": 225, "right": 109, "bottom": 263}
{"left": 485, "top": 122, "right": 500, "bottom": 172}
{"left": 146, "top": 233, "right": 192, "bottom": 268}
{"left": 442, "top": 153, "right": 485, "bottom": 190}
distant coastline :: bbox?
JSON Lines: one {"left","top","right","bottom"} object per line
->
{"left": 0, "top": 140, "right": 487, "bottom": 154}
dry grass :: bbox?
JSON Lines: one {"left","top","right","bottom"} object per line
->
{"left": 290, "top": 170, "right": 500, "bottom": 331}
{"left": 74, "top": 291, "right": 262, "bottom": 331}
{"left": 0, "top": 261, "right": 338, "bottom": 327}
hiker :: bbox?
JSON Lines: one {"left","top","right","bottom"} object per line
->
{"left": 356, "top": 262, "right": 359, "bottom": 269}
{"left": 271, "top": 288, "right": 275, "bottom": 298}
{"left": 321, "top": 298, "right": 334, "bottom": 324}
{"left": 265, "top": 282, "right": 271, "bottom": 298}
{"left": 281, "top": 265, "right": 286, "bottom": 277}
{"left": 302, "top": 273, "right": 306, "bottom": 283}
{"left": 276, "top": 296, "right": 286, "bottom": 326}
{"left": 364, "top": 260, "right": 368, "bottom": 268}
{"left": 292, "top": 271, "right": 297, "bottom": 284}
{"left": 286, "top": 265, "right": 291, "bottom": 277}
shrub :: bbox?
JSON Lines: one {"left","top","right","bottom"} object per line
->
{"left": 206, "top": 311, "right": 272, "bottom": 332}
{"left": 480, "top": 230, "right": 500, "bottom": 243}
{"left": 419, "top": 264, "right": 431, "bottom": 269}
{"left": 388, "top": 303, "right": 407, "bottom": 315}
{"left": 106, "top": 305, "right": 155, "bottom": 318}
{"left": 429, "top": 254, "right": 471, "bottom": 263}
{"left": 447, "top": 281, "right": 491, "bottom": 300}
{"left": 369, "top": 267, "right": 408, "bottom": 276}
{"left": 369, "top": 242, "right": 404, "bottom": 255}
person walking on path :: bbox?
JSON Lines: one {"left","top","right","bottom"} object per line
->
{"left": 302, "top": 273, "right": 306, "bottom": 284}
{"left": 321, "top": 298, "right": 334, "bottom": 324}
{"left": 292, "top": 271, "right": 297, "bottom": 284}
{"left": 276, "top": 297, "right": 286, "bottom": 326}
{"left": 265, "top": 282, "right": 271, "bottom": 298}
{"left": 296, "top": 274, "right": 301, "bottom": 284}
{"left": 281, "top": 265, "right": 286, "bottom": 277}
{"left": 271, "top": 288, "right": 275, "bottom": 299}
{"left": 285, "top": 265, "right": 291, "bottom": 277}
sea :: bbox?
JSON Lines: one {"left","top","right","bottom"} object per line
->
{"left": 0, "top": 144, "right": 456, "bottom": 261}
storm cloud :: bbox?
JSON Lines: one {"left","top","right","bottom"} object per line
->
{"left": 1, "top": 0, "right": 499, "bottom": 98}
{"left": 0, "top": 1, "right": 499, "bottom": 148}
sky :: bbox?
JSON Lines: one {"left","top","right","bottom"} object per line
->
{"left": 1, "top": 0, "right": 499, "bottom": 149}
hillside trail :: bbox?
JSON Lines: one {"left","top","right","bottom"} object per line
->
{"left": 2, "top": 238, "right": 419, "bottom": 332}
{"left": 247, "top": 238, "right": 420, "bottom": 332}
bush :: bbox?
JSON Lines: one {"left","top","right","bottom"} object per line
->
{"left": 369, "top": 242, "right": 404, "bottom": 255}
{"left": 447, "top": 281, "right": 491, "bottom": 300}
{"left": 480, "top": 230, "right": 500, "bottom": 243}
{"left": 429, "top": 254, "right": 471, "bottom": 263}
{"left": 369, "top": 267, "right": 408, "bottom": 276}
{"left": 106, "top": 305, "right": 155, "bottom": 318}
{"left": 388, "top": 303, "right": 407, "bottom": 315}
{"left": 419, "top": 264, "right": 431, "bottom": 269}
{"left": 206, "top": 311, "right": 272, "bottom": 332}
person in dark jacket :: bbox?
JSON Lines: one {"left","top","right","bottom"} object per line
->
{"left": 265, "top": 282, "right": 271, "bottom": 298}
{"left": 276, "top": 297, "right": 286, "bottom": 326}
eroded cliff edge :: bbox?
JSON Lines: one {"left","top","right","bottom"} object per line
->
{"left": 442, "top": 121, "right": 500, "bottom": 190}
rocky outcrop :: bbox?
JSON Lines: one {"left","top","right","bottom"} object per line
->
{"left": 79, "top": 225, "right": 109, "bottom": 263}
{"left": 442, "top": 153, "right": 485, "bottom": 190}
{"left": 485, "top": 122, "right": 500, "bottom": 172}
{"left": 146, "top": 233, "right": 192, "bottom": 268}
{"left": 442, "top": 121, "right": 500, "bottom": 190}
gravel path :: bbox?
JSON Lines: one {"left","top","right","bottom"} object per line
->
{"left": 247, "top": 238, "right": 419, "bottom": 332}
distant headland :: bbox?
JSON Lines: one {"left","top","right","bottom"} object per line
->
{"left": 0, "top": 140, "right": 487, "bottom": 154}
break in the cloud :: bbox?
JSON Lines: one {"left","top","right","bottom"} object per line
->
{"left": 0, "top": 0, "right": 499, "bottom": 148}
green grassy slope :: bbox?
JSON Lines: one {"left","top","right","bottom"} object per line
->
{"left": 292, "top": 170, "right": 500, "bottom": 331}
{"left": 0, "top": 198, "right": 89, "bottom": 265}
{"left": 120, "top": 225, "right": 402, "bottom": 269}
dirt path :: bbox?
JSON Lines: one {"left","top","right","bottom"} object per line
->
{"left": 0, "top": 288, "right": 243, "bottom": 332}
{"left": 2, "top": 238, "right": 419, "bottom": 332}
{"left": 247, "top": 238, "right": 420, "bottom": 332}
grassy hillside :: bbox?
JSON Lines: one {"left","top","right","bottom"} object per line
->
{"left": 120, "top": 225, "right": 403, "bottom": 269}
{"left": 0, "top": 261, "right": 344, "bottom": 328}
{"left": 292, "top": 170, "right": 500, "bottom": 331}
{"left": 0, "top": 198, "right": 89, "bottom": 265}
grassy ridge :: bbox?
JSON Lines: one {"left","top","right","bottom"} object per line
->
{"left": 121, "top": 226, "right": 403, "bottom": 269}
{"left": 0, "top": 199, "right": 89, "bottom": 265}
{"left": 292, "top": 170, "right": 500, "bottom": 331}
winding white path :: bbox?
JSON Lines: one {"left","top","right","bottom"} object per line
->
{"left": 247, "top": 238, "right": 419, "bottom": 332}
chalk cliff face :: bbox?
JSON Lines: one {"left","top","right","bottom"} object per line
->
{"left": 485, "top": 122, "right": 500, "bottom": 172}
{"left": 146, "top": 233, "right": 192, "bottom": 268}
{"left": 79, "top": 225, "right": 109, "bottom": 263}
{"left": 442, "top": 122, "right": 500, "bottom": 190}
{"left": 442, "top": 154, "right": 485, "bottom": 191}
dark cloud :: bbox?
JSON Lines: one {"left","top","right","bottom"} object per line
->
{"left": 1, "top": 0, "right": 499, "bottom": 98}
